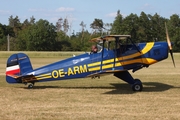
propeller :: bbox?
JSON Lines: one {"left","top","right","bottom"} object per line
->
{"left": 165, "top": 22, "right": 176, "bottom": 67}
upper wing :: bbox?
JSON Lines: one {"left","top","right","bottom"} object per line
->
{"left": 90, "top": 35, "right": 131, "bottom": 42}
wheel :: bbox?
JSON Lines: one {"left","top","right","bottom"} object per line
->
{"left": 28, "top": 83, "right": 34, "bottom": 89}
{"left": 132, "top": 79, "right": 143, "bottom": 91}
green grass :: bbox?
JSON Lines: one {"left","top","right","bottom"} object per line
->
{"left": 0, "top": 52, "right": 180, "bottom": 120}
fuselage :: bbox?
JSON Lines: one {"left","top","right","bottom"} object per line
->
{"left": 23, "top": 41, "right": 168, "bottom": 82}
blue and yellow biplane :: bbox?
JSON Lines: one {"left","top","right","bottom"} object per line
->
{"left": 6, "top": 23, "right": 175, "bottom": 91}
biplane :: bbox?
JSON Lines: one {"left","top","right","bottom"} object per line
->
{"left": 6, "top": 23, "right": 175, "bottom": 91}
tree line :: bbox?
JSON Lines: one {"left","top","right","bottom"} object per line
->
{"left": 0, "top": 10, "right": 180, "bottom": 52}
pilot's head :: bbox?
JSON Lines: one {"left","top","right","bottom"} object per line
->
{"left": 91, "top": 45, "right": 98, "bottom": 53}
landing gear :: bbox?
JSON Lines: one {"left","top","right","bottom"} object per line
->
{"left": 132, "top": 79, "right": 143, "bottom": 91}
{"left": 27, "top": 83, "right": 34, "bottom": 89}
{"left": 114, "top": 71, "right": 143, "bottom": 92}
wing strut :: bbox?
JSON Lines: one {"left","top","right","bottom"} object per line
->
{"left": 100, "top": 40, "right": 105, "bottom": 71}
{"left": 113, "top": 36, "right": 119, "bottom": 70}
{"left": 128, "top": 37, "right": 141, "bottom": 53}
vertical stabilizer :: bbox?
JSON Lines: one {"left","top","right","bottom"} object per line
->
{"left": 6, "top": 53, "right": 33, "bottom": 83}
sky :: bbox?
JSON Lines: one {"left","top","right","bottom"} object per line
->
{"left": 0, "top": 0, "right": 180, "bottom": 33}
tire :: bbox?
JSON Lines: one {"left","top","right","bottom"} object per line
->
{"left": 132, "top": 79, "right": 143, "bottom": 91}
{"left": 28, "top": 83, "right": 34, "bottom": 89}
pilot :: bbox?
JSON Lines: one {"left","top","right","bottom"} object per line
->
{"left": 91, "top": 45, "right": 98, "bottom": 54}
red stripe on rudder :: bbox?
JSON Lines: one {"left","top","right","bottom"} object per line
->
{"left": 6, "top": 69, "right": 20, "bottom": 75}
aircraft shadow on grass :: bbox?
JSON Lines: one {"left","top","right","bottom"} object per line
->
{"left": 21, "top": 82, "right": 179, "bottom": 94}
{"left": 104, "top": 82, "right": 178, "bottom": 94}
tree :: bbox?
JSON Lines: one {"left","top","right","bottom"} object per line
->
{"left": 63, "top": 18, "right": 69, "bottom": 34}
{"left": 80, "top": 21, "right": 86, "bottom": 44}
{"left": 168, "top": 14, "right": 180, "bottom": 51}
{"left": 8, "top": 15, "right": 14, "bottom": 27}
{"left": 30, "top": 16, "right": 35, "bottom": 25}
{"left": 17, "top": 19, "right": 57, "bottom": 51}
{"left": 8, "top": 16, "right": 21, "bottom": 29}
{"left": 104, "top": 23, "right": 112, "bottom": 35}
{"left": 121, "top": 13, "right": 139, "bottom": 41}
{"left": 8, "top": 15, "right": 21, "bottom": 37}
{"left": 56, "top": 18, "right": 63, "bottom": 32}
{"left": 111, "top": 10, "right": 123, "bottom": 34}
{"left": 22, "top": 19, "right": 30, "bottom": 29}
{"left": 137, "top": 12, "right": 152, "bottom": 42}
{"left": 0, "top": 23, "right": 14, "bottom": 50}
{"left": 0, "top": 26, "right": 7, "bottom": 50}
{"left": 148, "top": 13, "right": 166, "bottom": 42}
{"left": 90, "top": 18, "right": 104, "bottom": 34}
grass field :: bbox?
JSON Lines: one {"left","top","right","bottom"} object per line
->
{"left": 0, "top": 52, "right": 180, "bottom": 120}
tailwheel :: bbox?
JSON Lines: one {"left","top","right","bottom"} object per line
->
{"left": 28, "top": 83, "right": 34, "bottom": 89}
{"left": 132, "top": 79, "right": 143, "bottom": 91}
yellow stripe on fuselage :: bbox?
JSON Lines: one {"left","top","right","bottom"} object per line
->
{"left": 35, "top": 73, "right": 52, "bottom": 80}
{"left": 88, "top": 62, "right": 101, "bottom": 67}
{"left": 36, "top": 73, "right": 51, "bottom": 77}
{"left": 119, "top": 58, "right": 157, "bottom": 66}
{"left": 36, "top": 75, "right": 52, "bottom": 80}
{"left": 88, "top": 58, "right": 119, "bottom": 67}
{"left": 88, "top": 62, "right": 122, "bottom": 72}
{"left": 142, "top": 58, "right": 157, "bottom": 64}
{"left": 102, "top": 62, "right": 122, "bottom": 69}
{"left": 102, "top": 58, "right": 118, "bottom": 64}
{"left": 88, "top": 66, "right": 101, "bottom": 71}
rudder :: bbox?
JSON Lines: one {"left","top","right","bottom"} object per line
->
{"left": 6, "top": 53, "right": 33, "bottom": 83}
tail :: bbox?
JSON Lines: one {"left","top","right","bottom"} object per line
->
{"left": 6, "top": 53, "right": 33, "bottom": 83}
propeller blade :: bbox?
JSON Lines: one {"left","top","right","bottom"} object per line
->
{"left": 165, "top": 22, "right": 176, "bottom": 67}
{"left": 169, "top": 50, "right": 176, "bottom": 67}
{"left": 165, "top": 22, "right": 172, "bottom": 50}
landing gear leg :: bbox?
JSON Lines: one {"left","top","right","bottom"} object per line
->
{"left": 114, "top": 71, "right": 143, "bottom": 91}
